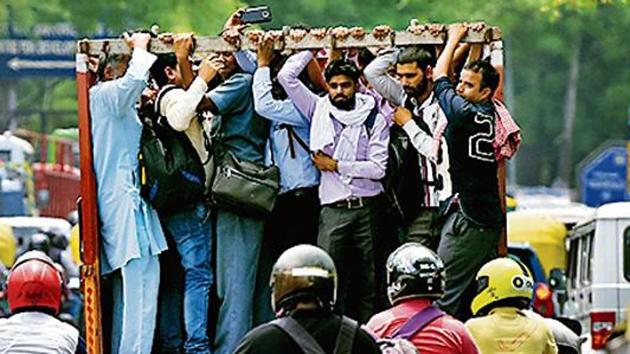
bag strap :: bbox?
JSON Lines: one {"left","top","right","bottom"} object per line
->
{"left": 392, "top": 305, "right": 445, "bottom": 339}
{"left": 154, "top": 84, "right": 179, "bottom": 118}
{"left": 333, "top": 316, "right": 358, "bottom": 354}
{"left": 279, "top": 124, "right": 311, "bottom": 159}
{"left": 364, "top": 105, "right": 379, "bottom": 137}
{"left": 272, "top": 317, "right": 327, "bottom": 354}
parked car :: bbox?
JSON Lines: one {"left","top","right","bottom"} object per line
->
{"left": 561, "top": 202, "right": 630, "bottom": 352}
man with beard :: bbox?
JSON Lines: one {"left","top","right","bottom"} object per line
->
{"left": 365, "top": 45, "right": 451, "bottom": 251}
{"left": 278, "top": 52, "right": 389, "bottom": 324}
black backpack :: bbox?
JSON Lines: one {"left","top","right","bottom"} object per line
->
{"left": 382, "top": 123, "right": 425, "bottom": 226}
{"left": 138, "top": 85, "right": 207, "bottom": 215}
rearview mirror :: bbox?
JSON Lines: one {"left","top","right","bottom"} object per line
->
{"left": 549, "top": 268, "right": 567, "bottom": 291}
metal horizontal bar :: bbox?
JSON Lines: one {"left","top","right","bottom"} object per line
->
{"left": 77, "top": 26, "right": 501, "bottom": 55}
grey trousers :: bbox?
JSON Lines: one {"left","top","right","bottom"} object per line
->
{"left": 435, "top": 210, "right": 500, "bottom": 321}
{"left": 318, "top": 201, "right": 381, "bottom": 323}
{"left": 398, "top": 207, "right": 441, "bottom": 252}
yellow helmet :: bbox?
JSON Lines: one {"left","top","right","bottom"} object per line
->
{"left": 471, "top": 257, "right": 534, "bottom": 316}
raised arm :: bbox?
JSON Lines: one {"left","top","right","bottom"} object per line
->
{"left": 253, "top": 35, "right": 309, "bottom": 127}
{"left": 433, "top": 24, "right": 474, "bottom": 121}
{"left": 160, "top": 53, "right": 220, "bottom": 131}
{"left": 277, "top": 51, "right": 320, "bottom": 119}
{"left": 101, "top": 33, "right": 156, "bottom": 115}
{"left": 235, "top": 50, "right": 258, "bottom": 74}
{"left": 364, "top": 50, "right": 405, "bottom": 106}
{"left": 433, "top": 23, "right": 468, "bottom": 81}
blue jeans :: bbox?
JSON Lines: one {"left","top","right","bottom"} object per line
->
{"left": 213, "top": 208, "right": 264, "bottom": 354}
{"left": 164, "top": 203, "right": 213, "bottom": 354}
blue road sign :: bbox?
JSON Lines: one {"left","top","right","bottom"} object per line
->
{"left": 579, "top": 144, "right": 629, "bottom": 207}
{"left": 0, "top": 23, "right": 111, "bottom": 78}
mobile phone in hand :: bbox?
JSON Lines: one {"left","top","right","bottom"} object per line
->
{"left": 240, "top": 6, "right": 272, "bottom": 24}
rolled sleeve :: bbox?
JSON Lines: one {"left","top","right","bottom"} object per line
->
{"left": 402, "top": 120, "right": 437, "bottom": 160}
{"left": 278, "top": 51, "right": 319, "bottom": 119}
{"left": 364, "top": 51, "right": 405, "bottom": 106}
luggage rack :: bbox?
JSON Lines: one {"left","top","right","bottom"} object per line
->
{"left": 76, "top": 24, "right": 502, "bottom": 55}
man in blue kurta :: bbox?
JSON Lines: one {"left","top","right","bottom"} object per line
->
{"left": 89, "top": 32, "right": 167, "bottom": 354}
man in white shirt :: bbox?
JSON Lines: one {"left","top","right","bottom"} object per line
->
{"left": 148, "top": 34, "right": 219, "bottom": 354}
{"left": 0, "top": 251, "right": 86, "bottom": 354}
{"left": 365, "top": 44, "right": 451, "bottom": 251}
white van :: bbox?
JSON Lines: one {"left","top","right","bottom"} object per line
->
{"left": 562, "top": 202, "right": 630, "bottom": 352}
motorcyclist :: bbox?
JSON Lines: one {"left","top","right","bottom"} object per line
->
{"left": 234, "top": 244, "right": 381, "bottom": 354}
{"left": 367, "top": 243, "right": 480, "bottom": 354}
{"left": 465, "top": 257, "right": 558, "bottom": 354}
{"left": 0, "top": 250, "right": 86, "bottom": 353}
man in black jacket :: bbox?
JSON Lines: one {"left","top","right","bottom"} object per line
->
{"left": 234, "top": 245, "right": 381, "bottom": 354}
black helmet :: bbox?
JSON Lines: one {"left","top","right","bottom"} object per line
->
{"left": 29, "top": 233, "right": 51, "bottom": 254}
{"left": 270, "top": 245, "right": 337, "bottom": 312}
{"left": 386, "top": 242, "right": 445, "bottom": 305}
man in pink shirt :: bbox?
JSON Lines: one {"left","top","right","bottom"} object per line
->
{"left": 366, "top": 243, "right": 480, "bottom": 354}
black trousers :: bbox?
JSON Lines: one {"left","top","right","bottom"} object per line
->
{"left": 435, "top": 210, "right": 500, "bottom": 321}
{"left": 318, "top": 197, "right": 383, "bottom": 323}
{"left": 253, "top": 186, "right": 320, "bottom": 325}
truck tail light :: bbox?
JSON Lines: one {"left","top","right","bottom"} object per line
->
{"left": 532, "top": 283, "right": 554, "bottom": 317}
{"left": 591, "top": 311, "right": 615, "bottom": 350}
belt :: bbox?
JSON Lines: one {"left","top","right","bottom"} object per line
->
{"left": 326, "top": 195, "right": 379, "bottom": 209}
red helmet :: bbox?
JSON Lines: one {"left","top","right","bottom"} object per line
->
{"left": 7, "top": 251, "right": 63, "bottom": 314}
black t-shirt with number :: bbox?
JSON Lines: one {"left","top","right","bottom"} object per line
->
{"left": 433, "top": 77, "right": 503, "bottom": 227}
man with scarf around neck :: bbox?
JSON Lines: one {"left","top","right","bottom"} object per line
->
{"left": 278, "top": 51, "right": 390, "bottom": 323}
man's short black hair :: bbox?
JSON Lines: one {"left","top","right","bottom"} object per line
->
{"left": 397, "top": 46, "right": 435, "bottom": 71}
{"left": 324, "top": 59, "right": 360, "bottom": 83}
{"left": 150, "top": 53, "right": 178, "bottom": 87}
{"left": 357, "top": 48, "right": 376, "bottom": 70}
{"left": 464, "top": 59, "right": 500, "bottom": 93}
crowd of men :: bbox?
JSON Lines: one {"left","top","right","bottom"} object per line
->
{"left": 83, "top": 10, "right": 533, "bottom": 354}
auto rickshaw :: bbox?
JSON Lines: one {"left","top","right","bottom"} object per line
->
{"left": 0, "top": 222, "right": 16, "bottom": 267}
{"left": 508, "top": 211, "right": 568, "bottom": 275}
{"left": 70, "top": 224, "right": 81, "bottom": 265}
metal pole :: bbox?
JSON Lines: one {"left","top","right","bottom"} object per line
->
{"left": 7, "top": 83, "right": 17, "bottom": 131}
{"left": 76, "top": 51, "right": 103, "bottom": 354}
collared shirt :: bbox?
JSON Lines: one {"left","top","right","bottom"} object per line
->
{"left": 0, "top": 312, "right": 82, "bottom": 354}
{"left": 90, "top": 48, "right": 167, "bottom": 274}
{"left": 364, "top": 51, "right": 452, "bottom": 207}
{"left": 207, "top": 73, "right": 267, "bottom": 164}
{"left": 278, "top": 51, "right": 389, "bottom": 205}
{"left": 466, "top": 307, "right": 558, "bottom": 354}
{"left": 367, "top": 298, "right": 480, "bottom": 354}
{"left": 253, "top": 66, "right": 320, "bottom": 194}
